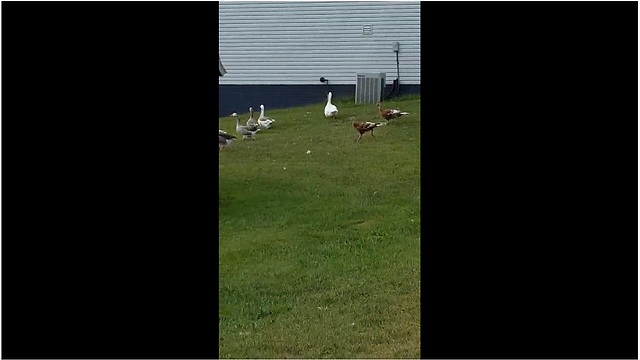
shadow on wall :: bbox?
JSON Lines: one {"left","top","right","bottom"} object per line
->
{"left": 218, "top": 84, "right": 420, "bottom": 118}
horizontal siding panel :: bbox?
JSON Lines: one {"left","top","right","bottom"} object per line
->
{"left": 220, "top": 18, "right": 420, "bottom": 23}
{"left": 220, "top": 57, "right": 419, "bottom": 63}
{"left": 219, "top": 27, "right": 422, "bottom": 33}
{"left": 220, "top": 43, "right": 419, "bottom": 47}
{"left": 221, "top": 16, "right": 420, "bottom": 19}
{"left": 222, "top": 69, "right": 421, "bottom": 74}
{"left": 220, "top": 2, "right": 405, "bottom": 5}
{"left": 219, "top": 27, "right": 421, "bottom": 34}
{"left": 220, "top": 16, "right": 419, "bottom": 23}
{"left": 220, "top": 33, "right": 421, "bottom": 38}
{"left": 223, "top": 64, "right": 421, "bottom": 70}
{"left": 224, "top": 60, "right": 421, "bottom": 65}
{"left": 219, "top": 1, "right": 420, "bottom": 85}
{"left": 220, "top": 2, "right": 414, "bottom": 6}
{"left": 220, "top": 30, "right": 421, "bottom": 34}
{"left": 220, "top": 68, "right": 421, "bottom": 73}
{"left": 221, "top": 48, "right": 420, "bottom": 53}
{"left": 220, "top": 59, "right": 420, "bottom": 64}
{"left": 220, "top": 61, "right": 419, "bottom": 67}
{"left": 219, "top": 80, "right": 420, "bottom": 86}
{"left": 225, "top": 64, "right": 420, "bottom": 72}
{"left": 220, "top": 2, "right": 416, "bottom": 9}
{"left": 221, "top": 60, "right": 421, "bottom": 66}
{"left": 220, "top": 80, "right": 421, "bottom": 85}
{"left": 219, "top": 35, "right": 421, "bottom": 40}
{"left": 220, "top": 53, "right": 419, "bottom": 59}
{"left": 220, "top": 50, "right": 419, "bottom": 55}
{"left": 225, "top": 53, "right": 419, "bottom": 58}
{"left": 222, "top": 72, "right": 420, "bottom": 78}
{"left": 221, "top": 74, "right": 421, "bottom": 81}
{"left": 221, "top": 63, "right": 421, "bottom": 72}
{"left": 220, "top": 9, "right": 421, "bottom": 16}
{"left": 222, "top": 50, "right": 419, "bottom": 54}
{"left": 220, "top": 41, "right": 421, "bottom": 46}
{"left": 221, "top": 72, "right": 420, "bottom": 79}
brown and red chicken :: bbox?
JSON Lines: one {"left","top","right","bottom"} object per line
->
{"left": 351, "top": 117, "right": 387, "bottom": 142}
{"left": 376, "top": 102, "right": 410, "bottom": 121}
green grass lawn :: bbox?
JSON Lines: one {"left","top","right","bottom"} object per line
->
{"left": 219, "top": 94, "right": 421, "bottom": 359}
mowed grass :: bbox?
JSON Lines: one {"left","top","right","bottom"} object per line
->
{"left": 219, "top": 94, "right": 421, "bottom": 359}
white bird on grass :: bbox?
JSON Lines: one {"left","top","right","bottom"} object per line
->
{"left": 257, "top": 104, "right": 275, "bottom": 129}
{"left": 324, "top": 92, "right": 338, "bottom": 119}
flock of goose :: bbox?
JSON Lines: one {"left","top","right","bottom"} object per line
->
{"left": 218, "top": 91, "right": 409, "bottom": 150}
{"left": 218, "top": 104, "right": 275, "bottom": 149}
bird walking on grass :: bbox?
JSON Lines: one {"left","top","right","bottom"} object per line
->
{"left": 351, "top": 116, "right": 387, "bottom": 142}
{"left": 246, "top": 107, "right": 259, "bottom": 131}
{"left": 324, "top": 92, "right": 339, "bottom": 119}
{"left": 219, "top": 130, "right": 236, "bottom": 150}
{"left": 232, "top": 112, "right": 261, "bottom": 140}
{"left": 376, "top": 102, "right": 409, "bottom": 121}
{"left": 257, "top": 104, "right": 275, "bottom": 129}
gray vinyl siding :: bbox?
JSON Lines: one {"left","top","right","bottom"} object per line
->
{"left": 219, "top": 1, "right": 420, "bottom": 86}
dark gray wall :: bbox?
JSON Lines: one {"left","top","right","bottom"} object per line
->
{"left": 218, "top": 84, "right": 420, "bottom": 117}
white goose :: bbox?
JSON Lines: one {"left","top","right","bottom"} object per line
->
{"left": 257, "top": 104, "right": 275, "bottom": 129}
{"left": 232, "top": 112, "right": 261, "bottom": 140}
{"left": 246, "top": 107, "right": 259, "bottom": 131}
{"left": 324, "top": 92, "right": 338, "bottom": 119}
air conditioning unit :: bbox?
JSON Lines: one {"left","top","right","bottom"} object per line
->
{"left": 355, "top": 73, "right": 386, "bottom": 104}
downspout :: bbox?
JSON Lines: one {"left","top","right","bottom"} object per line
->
{"left": 384, "top": 42, "right": 401, "bottom": 100}
{"left": 391, "top": 42, "right": 400, "bottom": 97}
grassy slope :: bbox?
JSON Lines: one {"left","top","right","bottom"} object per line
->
{"left": 219, "top": 95, "right": 421, "bottom": 359}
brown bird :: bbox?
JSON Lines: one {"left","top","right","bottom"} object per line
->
{"left": 351, "top": 117, "right": 387, "bottom": 142}
{"left": 219, "top": 130, "right": 236, "bottom": 150}
{"left": 376, "top": 102, "right": 409, "bottom": 121}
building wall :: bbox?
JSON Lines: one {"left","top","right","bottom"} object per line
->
{"left": 218, "top": 84, "right": 419, "bottom": 117}
{"left": 218, "top": 1, "right": 420, "bottom": 116}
